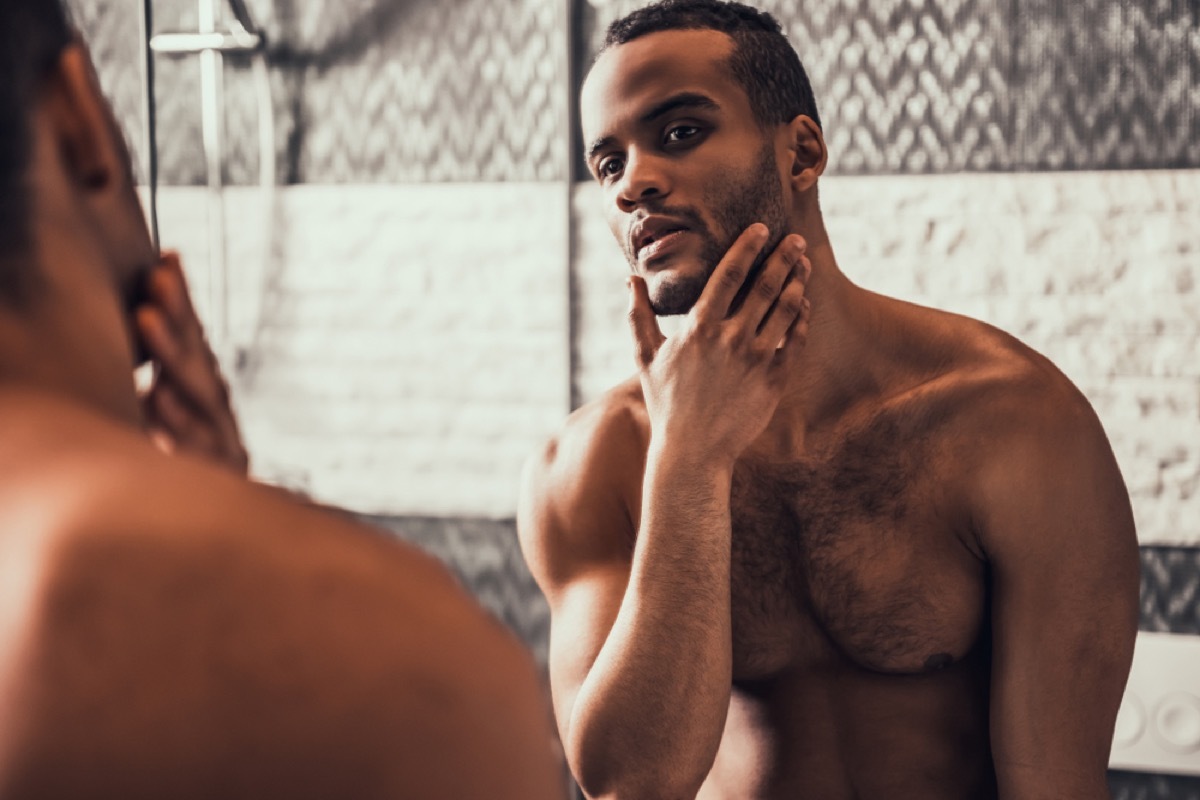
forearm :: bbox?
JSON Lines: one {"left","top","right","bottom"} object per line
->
{"left": 569, "top": 445, "right": 734, "bottom": 798}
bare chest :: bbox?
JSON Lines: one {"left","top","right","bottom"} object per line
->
{"left": 726, "top": 422, "right": 986, "bottom": 679}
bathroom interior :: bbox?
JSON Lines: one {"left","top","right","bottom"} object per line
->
{"left": 61, "top": 0, "right": 1200, "bottom": 796}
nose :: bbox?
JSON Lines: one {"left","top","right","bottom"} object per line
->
{"left": 615, "top": 150, "right": 671, "bottom": 214}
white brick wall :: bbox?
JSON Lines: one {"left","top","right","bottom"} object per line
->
{"left": 573, "top": 173, "right": 1200, "bottom": 546}
{"left": 151, "top": 172, "right": 1196, "bottom": 543}
{"left": 154, "top": 184, "right": 571, "bottom": 517}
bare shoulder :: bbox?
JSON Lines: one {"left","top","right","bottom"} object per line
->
{"left": 0, "top": 394, "right": 559, "bottom": 800}
{"left": 517, "top": 376, "right": 647, "bottom": 588}
{"left": 933, "top": 312, "right": 1113, "bottom": 460}
{"left": 883, "top": 301, "right": 1105, "bottom": 442}
{"left": 904, "top": 309, "right": 1134, "bottom": 550}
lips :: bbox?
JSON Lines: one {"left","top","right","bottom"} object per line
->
{"left": 632, "top": 216, "right": 690, "bottom": 260}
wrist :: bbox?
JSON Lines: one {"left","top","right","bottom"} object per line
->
{"left": 645, "top": 435, "right": 736, "bottom": 485}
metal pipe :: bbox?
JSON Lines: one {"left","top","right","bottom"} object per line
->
{"left": 150, "top": 30, "right": 261, "bottom": 54}
{"left": 198, "top": 0, "right": 228, "bottom": 348}
{"left": 144, "top": 0, "right": 273, "bottom": 366}
{"left": 138, "top": 0, "right": 160, "bottom": 249}
{"left": 565, "top": 0, "right": 581, "bottom": 412}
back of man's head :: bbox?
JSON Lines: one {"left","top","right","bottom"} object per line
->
{"left": 601, "top": 0, "right": 821, "bottom": 131}
{"left": 0, "top": 0, "right": 73, "bottom": 273}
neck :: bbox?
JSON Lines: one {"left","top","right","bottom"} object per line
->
{"left": 761, "top": 217, "right": 896, "bottom": 452}
{"left": 0, "top": 245, "right": 142, "bottom": 429}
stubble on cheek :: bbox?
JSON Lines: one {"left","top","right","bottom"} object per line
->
{"left": 624, "top": 142, "right": 788, "bottom": 317}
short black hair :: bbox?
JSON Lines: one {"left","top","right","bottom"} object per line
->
{"left": 0, "top": 0, "right": 73, "bottom": 274}
{"left": 601, "top": 0, "right": 821, "bottom": 131}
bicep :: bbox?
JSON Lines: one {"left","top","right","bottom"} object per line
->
{"left": 545, "top": 563, "right": 630, "bottom": 736}
{"left": 516, "top": 450, "right": 634, "bottom": 745}
{"left": 979, "top": 408, "right": 1139, "bottom": 797}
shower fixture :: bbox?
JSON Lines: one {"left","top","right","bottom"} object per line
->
{"left": 140, "top": 0, "right": 276, "bottom": 355}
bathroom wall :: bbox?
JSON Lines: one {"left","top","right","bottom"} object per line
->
{"left": 71, "top": 0, "right": 1199, "bottom": 795}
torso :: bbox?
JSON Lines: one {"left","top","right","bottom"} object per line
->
{"left": 705, "top": 400, "right": 996, "bottom": 799}
{"left": 603, "top": 308, "right": 1038, "bottom": 799}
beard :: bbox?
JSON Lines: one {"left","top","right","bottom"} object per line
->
{"left": 628, "top": 142, "right": 789, "bottom": 317}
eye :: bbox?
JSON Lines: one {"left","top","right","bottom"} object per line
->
{"left": 597, "top": 155, "right": 625, "bottom": 181}
{"left": 665, "top": 124, "right": 701, "bottom": 144}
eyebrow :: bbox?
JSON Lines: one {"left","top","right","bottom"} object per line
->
{"left": 585, "top": 92, "right": 722, "bottom": 163}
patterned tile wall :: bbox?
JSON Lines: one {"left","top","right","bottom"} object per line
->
{"left": 76, "top": 0, "right": 1200, "bottom": 184}
{"left": 73, "top": 0, "right": 567, "bottom": 185}
{"left": 576, "top": 0, "right": 1200, "bottom": 176}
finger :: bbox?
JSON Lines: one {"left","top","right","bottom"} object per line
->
{"left": 155, "top": 251, "right": 200, "bottom": 321}
{"left": 692, "top": 223, "right": 770, "bottom": 324}
{"left": 771, "top": 296, "right": 811, "bottom": 370}
{"left": 736, "top": 234, "right": 806, "bottom": 335}
{"left": 760, "top": 274, "right": 808, "bottom": 345}
{"left": 136, "top": 304, "right": 182, "bottom": 367}
{"left": 149, "top": 381, "right": 218, "bottom": 456}
{"left": 147, "top": 254, "right": 210, "bottom": 361}
{"left": 627, "top": 276, "right": 666, "bottom": 368}
{"left": 146, "top": 426, "right": 176, "bottom": 456}
{"left": 137, "top": 302, "right": 231, "bottom": 420}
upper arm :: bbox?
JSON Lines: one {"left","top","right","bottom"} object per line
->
{"left": 516, "top": 410, "right": 640, "bottom": 749}
{"left": 973, "top": 387, "right": 1139, "bottom": 798}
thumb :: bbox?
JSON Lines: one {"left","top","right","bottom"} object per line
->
{"left": 626, "top": 276, "right": 665, "bottom": 367}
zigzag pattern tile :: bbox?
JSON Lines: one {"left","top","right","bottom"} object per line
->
{"left": 71, "top": 0, "right": 1200, "bottom": 181}
{"left": 363, "top": 516, "right": 551, "bottom": 669}
{"left": 1014, "top": 0, "right": 1198, "bottom": 170}
{"left": 577, "top": 0, "right": 1200, "bottom": 175}
{"left": 291, "top": 0, "right": 565, "bottom": 183}
{"left": 579, "top": 0, "right": 1011, "bottom": 173}
{"left": 72, "top": 0, "right": 565, "bottom": 184}
{"left": 1139, "top": 546, "right": 1200, "bottom": 634}
{"left": 1109, "top": 771, "right": 1200, "bottom": 800}
{"left": 66, "top": 0, "right": 149, "bottom": 182}
{"left": 766, "top": 0, "right": 1012, "bottom": 173}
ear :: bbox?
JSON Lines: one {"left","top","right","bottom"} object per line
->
{"left": 43, "top": 41, "right": 130, "bottom": 196}
{"left": 783, "top": 114, "right": 827, "bottom": 194}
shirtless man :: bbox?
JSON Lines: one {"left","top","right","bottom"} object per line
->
{"left": 518, "top": 2, "right": 1140, "bottom": 798}
{"left": 0, "top": 2, "right": 559, "bottom": 797}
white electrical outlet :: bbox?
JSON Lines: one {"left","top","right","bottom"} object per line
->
{"left": 1110, "top": 632, "right": 1200, "bottom": 775}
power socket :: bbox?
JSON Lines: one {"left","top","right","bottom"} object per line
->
{"left": 1109, "top": 632, "right": 1200, "bottom": 775}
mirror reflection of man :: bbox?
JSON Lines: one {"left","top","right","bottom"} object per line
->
{"left": 519, "top": 2, "right": 1139, "bottom": 798}
{"left": 0, "top": 3, "right": 560, "bottom": 798}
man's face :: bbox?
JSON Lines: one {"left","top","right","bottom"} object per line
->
{"left": 581, "top": 29, "right": 789, "bottom": 315}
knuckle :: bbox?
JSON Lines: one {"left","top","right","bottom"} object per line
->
{"left": 748, "top": 340, "right": 773, "bottom": 360}
{"left": 779, "top": 237, "right": 805, "bottom": 266}
{"left": 783, "top": 283, "right": 808, "bottom": 306}
{"left": 778, "top": 295, "right": 805, "bottom": 318}
{"left": 692, "top": 319, "right": 720, "bottom": 340}
{"left": 719, "top": 265, "right": 746, "bottom": 289}
{"left": 755, "top": 276, "right": 780, "bottom": 298}
{"left": 720, "top": 327, "right": 748, "bottom": 353}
